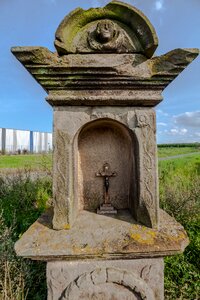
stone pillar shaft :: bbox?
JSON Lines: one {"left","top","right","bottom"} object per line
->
{"left": 47, "top": 259, "right": 164, "bottom": 300}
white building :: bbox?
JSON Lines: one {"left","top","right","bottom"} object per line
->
{"left": 0, "top": 128, "right": 52, "bottom": 154}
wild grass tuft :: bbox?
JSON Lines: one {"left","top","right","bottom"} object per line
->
{"left": 0, "top": 170, "right": 51, "bottom": 299}
{"left": 159, "top": 155, "right": 200, "bottom": 299}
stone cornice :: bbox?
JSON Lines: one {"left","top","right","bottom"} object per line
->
{"left": 11, "top": 47, "right": 199, "bottom": 107}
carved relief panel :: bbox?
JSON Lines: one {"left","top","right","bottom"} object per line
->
{"left": 47, "top": 259, "right": 164, "bottom": 300}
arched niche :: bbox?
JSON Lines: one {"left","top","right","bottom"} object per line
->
{"left": 77, "top": 118, "right": 138, "bottom": 217}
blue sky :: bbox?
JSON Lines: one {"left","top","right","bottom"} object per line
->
{"left": 0, "top": 0, "right": 200, "bottom": 143}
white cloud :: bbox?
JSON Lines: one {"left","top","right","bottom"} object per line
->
{"left": 174, "top": 111, "right": 200, "bottom": 128}
{"left": 157, "top": 128, "right": 200, "bottom": 144}
{"left": 158, "top": 122, "right": 167, "bottom": 126}
{"left": 157, "top": 115, "right": 200, "bottom": 143}
{"left": 155, "top": 0, "right": 164, "bottom": 11}
{"left": 156, "top": 109, "right": 169, "bottom": 117}
{"left": 181, "top": 128, "right": 188, "bottom": 134}
{"left": 169, "top": 128, "right": 187, "bottom": 135}
{"left": 170, "top": 128, "right": 178, "bottom": 134}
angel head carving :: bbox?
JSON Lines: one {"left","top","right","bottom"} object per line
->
{"left": 95, "top": 20, "right": 117, "bottom": 44}
{"left": 87, "top": 19, "right": 136, "bottom": 53}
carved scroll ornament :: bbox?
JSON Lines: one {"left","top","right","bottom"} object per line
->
{"left": 136, "top": 112, "right": 156, "bottom": 209}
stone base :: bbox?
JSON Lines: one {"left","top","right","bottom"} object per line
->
{"left": 15, "top": 209, "right": 189, "bottom": 260}
{"left": 97, "top": 203, "right": 117, "bottom": 215}
{"left": 47, "top": 258, "right": 164, "bottom": 300}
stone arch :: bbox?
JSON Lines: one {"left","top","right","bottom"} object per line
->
{"left": 76, "top": 118, "right": 138, "bottom": 215}
{"left": 60, "top": 268, "right": 155, "bottom": 300}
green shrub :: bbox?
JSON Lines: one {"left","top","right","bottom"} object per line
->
{"left": 0, "top": 153, "right": 199, "bottom": 299}
{"left": 0, "top": 171, "right": 51, "bottom": 299}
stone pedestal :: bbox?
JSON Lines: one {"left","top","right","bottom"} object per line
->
{"left": 14, "top": 208, "right": 187, "bottom": 299}
{"left": 47, "top": 259, "right": 164, "bottom": 300}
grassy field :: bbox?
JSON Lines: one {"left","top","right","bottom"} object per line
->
{"left": 0, "top": 150, "right": 199, "bottom": 299}
{"left": 0, "top": 147, "right": 199, "bottom": 170}
{"left": 159, "top": 153, "right": 200, "bottom": 175}
{"left": 0, "top": 154, "right": 52, "bottom": 169}
{"left": 158, "top": 146, "right": 200, "bottom": 158}
{"left": 159, "top": 154, "right": 200, "bottom": 299}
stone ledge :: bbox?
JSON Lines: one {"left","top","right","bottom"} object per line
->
{"left": 46, "top": 90, "right": 163, "bottom": 106}
{"left": 11, "top": 48, "right": 198, "bottom": 107}
{"left": 15, "top": 208, "right": 189, "bottom": 260}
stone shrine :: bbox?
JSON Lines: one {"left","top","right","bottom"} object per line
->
{"left": 12, "top": 2, "right": 199, "bottom": 299}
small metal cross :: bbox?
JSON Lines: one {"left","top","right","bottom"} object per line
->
{"left": 96, "top": 162, "right": 117, "bottom": 214}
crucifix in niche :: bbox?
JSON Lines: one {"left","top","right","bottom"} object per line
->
{"left": 96, "top": 162, "right": 117, "bottom": 214}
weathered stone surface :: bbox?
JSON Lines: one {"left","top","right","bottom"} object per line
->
{"left": 47, "top": 259, "right": 164, "bottom": 300}
{"left": 47, "top": 89, "right": 163, "bottom": 107}
{"left": 11, "top": 47, "right": 198, "bottom": 106}
{"left": 78, "top": 119, "right": 133, "bottom": 211}
{"left": 149, "top": 48, "right": 199, "bottom": 76}
{"left": 135, "top": 110, "right": 158, "bottom": 227}
{"left": 86, "top": 19, "right": 138, "bottom": 54}
{"left": 15, "top": 208, "right": 188, "bottom": 260}
{"left": 52, "top": 129, "right": 72, "bottom": 230}
{"left": 10, "top": 46, "right": 57, "bottom": 65}
{"left": 54, "top": 1, "right": 158, "bottom": 57}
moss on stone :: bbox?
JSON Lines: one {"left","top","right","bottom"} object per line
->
{"left": 54, "top": 2, "right": 158, "bottom": 57}
{"left": 63, "top": 224, "right": 71, "bottom": 230}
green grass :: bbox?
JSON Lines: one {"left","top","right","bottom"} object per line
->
{"left": 159, "top": 154, "right": 200, "bottom": 299}
{"left": 0, "top": 150, "right": 199, "bottom": 299}
{"left": 0, "top": 172, "right": 52, "bottom": 299}
{"left": 0, "top": 147, "right": 199, "bottom": 170}
{"left": 0, "top": 154, "right": 52, "bottom": 170}
{"left": 158, "top": 146, "right": 200, "bottom": 158}
{"left": 159, "top": 153, "right": 200, "bottom": 175}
